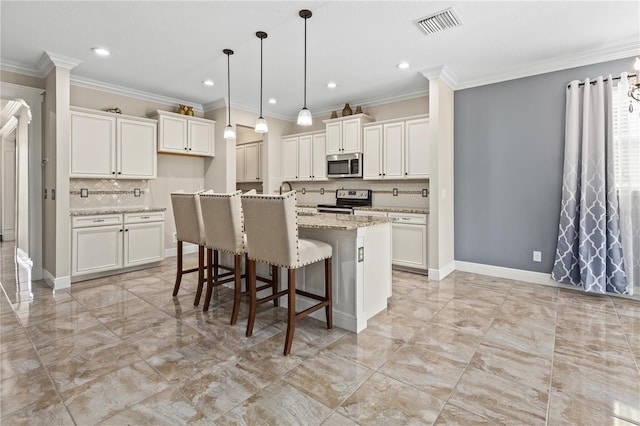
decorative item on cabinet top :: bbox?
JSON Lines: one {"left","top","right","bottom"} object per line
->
{"left": 152, "top": 110, "right": 216, "bottom": 157}
{"left": 105, "top": 107, "right": 122, "bottom": 114}
{"left": 342, "top": 103, "right": 352, "bottom": 116}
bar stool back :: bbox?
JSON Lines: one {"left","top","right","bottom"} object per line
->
{"left": 241, "top": 190, "right": 333, "bottom": 355}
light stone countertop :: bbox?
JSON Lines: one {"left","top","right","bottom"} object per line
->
{"left": 296, "top": 204, "right": 318, "bottom": 209}
{"left": 353, "top": 206, "right": 429, "bottom": 214}
{"left": 298, "top": 212, "right": 390, "bottom": 231}
{"left": 69, "top": 207, "right": 166, "bottom": 216}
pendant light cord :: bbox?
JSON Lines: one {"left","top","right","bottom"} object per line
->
{"left": 260, "top": 37, "right": 263, "bottom": 117}
{"left": 303, "top": 15, "right": 307, "bottom": 109}
{"left": 227, "top": 52, "right": 231, "bottom": 125}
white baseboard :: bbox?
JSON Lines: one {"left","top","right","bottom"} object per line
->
{"left": 15, "top": 248, "right": 33, "bottom": 268}
{"left": 428, "top": 261, "right": 456, "bottom": 281}
{"left": 43, "top": 269, "right": 71, "bottom": 290}
{"left": 164, "top": 243, "right": 198, "bottom": 258}
{"left": 454, "top": 260, "right": 558, "bottom": 287}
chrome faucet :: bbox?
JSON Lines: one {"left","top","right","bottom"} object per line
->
{"left": 279, "top": 181, "right": 293, "bottom": 194}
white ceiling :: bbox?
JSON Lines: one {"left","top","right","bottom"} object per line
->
{"left": 1, "top": 1, "right": 638, "bottom": 120}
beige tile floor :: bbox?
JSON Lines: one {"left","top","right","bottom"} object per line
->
{"left": 1, "top": 241, "right": 639, "bottom": 425}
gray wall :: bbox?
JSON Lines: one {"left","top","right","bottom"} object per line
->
{"left": 454, "top": 57, "right": 636, "bottom": 273}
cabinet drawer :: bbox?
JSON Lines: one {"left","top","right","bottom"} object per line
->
{"left": 354, "top": 210, "right": 388, "bottom": 218}
{"left": 124, "top": 212, "right": 165, "bottom": 224}
{"left": 388, "top": 212, "right": 427, "bottom": 225}
{"left": 72, "top": 215, "right": 123, "bottom": 228}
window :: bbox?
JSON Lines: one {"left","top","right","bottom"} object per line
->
{"left": 612, "top": 75, "right": 640, "bottom": 190}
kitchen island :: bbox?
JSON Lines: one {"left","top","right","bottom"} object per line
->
{"left": 294, "top": 212, "right": 392, "bottom": 332}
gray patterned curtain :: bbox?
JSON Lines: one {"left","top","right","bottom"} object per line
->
{"left": 552, "top": 75, "right": 629, "bottom": 294}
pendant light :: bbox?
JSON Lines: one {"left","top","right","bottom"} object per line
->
{"left": 254, "top": 31, "right": 269, "bottom": 133}
{"left": 223, "top": 48, "right": 236, "bottom": 140}
{"left": 297, "top": 9, "right": 313, "bottom": 126}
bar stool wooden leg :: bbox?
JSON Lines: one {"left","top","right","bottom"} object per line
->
{"left": 272, "top": 265, "right": 279, "bottom": 307}
{"left": 231, "top": 254, "right": 242, "bottom": 325}
{"left": 194, "top": 245, "right": 205, "bottom": 306}
{"left": 284, "top": 268, "right": 297, "bottom": 356}
{"left": 246, "top": 259, "right": 257, "bottom": 337}
{"left": 203, "top": 248, "right": 214, "bottom": 312}
{"left": 325, "top": 257, "right": 332, "bottom": 329}
{"left": 173, "top": 241, "right": 183, "bottom": 297}
{"left": 213, "top": 249, "right": 219, "bottom": 283}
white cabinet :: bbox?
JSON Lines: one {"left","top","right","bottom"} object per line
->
{"left": 324, "top": 114, "right": 373, "bottom": 155}
{"left": 70, "top": 108, "right": 157, "bottom": 179}
{"left": 281, "top": 132, "right": 327, "bottom": 181}
{"left": 236, "top": 142, "right": 262, "bottom": 183}
{"left": 71, "top": 212, "right": 164, "bottom": 278}
{"left": 363, "top": 115, "right": 429, "bottom": 180}
{"left": 154, "top": 110, "right": 215, "bottom": 157}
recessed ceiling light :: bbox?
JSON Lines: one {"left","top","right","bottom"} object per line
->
{"left": 268, "top": 98, "right": 277, "bottom": 104}
{"left": 203, "top": 80, "right": 214, "bottom": 86}
{"left": 92, "top": 47, "right": 110, "bottom": 57}
{"left": 397, "top": 62, "right": 410, "bottom": 69}
{"left": 327, "top": 82, "right": 337, "bottom": 89}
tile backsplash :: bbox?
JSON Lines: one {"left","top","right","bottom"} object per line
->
{"left": 70, "top": 179, "right": 151, "bottom": 210}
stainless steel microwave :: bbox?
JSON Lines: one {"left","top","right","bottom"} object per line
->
{"left": 327, "top": 153, "right": 362, "bottom": 178}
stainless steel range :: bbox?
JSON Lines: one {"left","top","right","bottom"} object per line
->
{"left": 317, "top": 189, "right": 372, "bottom": 214}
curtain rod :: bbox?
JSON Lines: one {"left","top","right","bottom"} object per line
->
{"left": 568, "top": 73, "right": 637, "bottom": 88}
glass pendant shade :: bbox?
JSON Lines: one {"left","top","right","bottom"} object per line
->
{"left": 255, "top": 116, "right": 268, "bottom": 133}
{"left": 297, "top": 107, "right": 312, "bottom": 126}
{"left": 224, "top": 124, "right": 236, "bottom": 140}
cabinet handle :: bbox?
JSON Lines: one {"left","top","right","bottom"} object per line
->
{"left": 119, "top": 229, "right": 123, "bottom": 232}
{"left": 117, "top": 172, "right": 122, "bottom": 175}
{"left": 112, "top": 171, "right": 116, "bottom": 175}
{"left": 125, "top": 229, "right": 129, "bottom": 232}
{"left": 188, "top": 148, "right": 192, "bottom": 151}
{"left": 379, "top": 173, "right": 381, "bottom": 176}
{"left": 405, "top": 172, "right": 408, "bottom": 175}
{"left": 140, "top": 216, "right": 150, "bottom": 219}
{"left": 184, "top": 147, "right": 188, "bottom": 151}
{"left": 93, "top": 219, "right": 105, "bottom": 222}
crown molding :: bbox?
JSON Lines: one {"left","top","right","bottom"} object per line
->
{"left": 202, "top": 98, "right": 227, "bottom": 112}
{"left": 36, "top": 51, "right": 82, "bottom": 76}
{"left": 70, "top": 76, "right": 205, "bottom": 113}
{"left": 313, "top": 89, "right": 429, "bottom": 119}
{"left": 420, "top": 65, "right": 458, "bottom": 89}
{"left": 0, "top": 59, "right": 42, "bottom": 78}
{"left": 456, "top": 40, "right": 640, "bottom": 90}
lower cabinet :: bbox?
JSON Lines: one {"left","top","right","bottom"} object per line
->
{"left": 71, "top": 212, "right": 164, "bottom": 277}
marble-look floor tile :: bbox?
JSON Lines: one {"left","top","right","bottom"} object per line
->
{"left": 274, "top": 316, "right": 349, "bottom": 350}
{"left": 1, "top": 346, "right": 42, "bottom": 379}
{"left": 496, "top": 297, "right": 557, "bottom": 329}
{"left": 177, "top": 355, "right": 278, "bottom": 421}
{"left": 62, "top": 360, "right": 169, "bottom": 424}
{"left": 284, "top": 350, "right": 375, "bottom": 409}
{"left": 365, "top": 311, "right": 423, "bottom": 342}
{"left": 430, "top": 299, "right": 500, "bottom": 337}
{"left": 0, "top": 366, "right": 60, "bottom": 418}
{"left": 325, "top": 328, "right": 403, "bottom": 369}
{"left": 449, "top": 367, "right": 548, "bottom": 425}
{"left": 91, "top": 295, "right": 157, "bottom": 325}
{"left": 122, "top": 317, "right": 203, "bottom": 358}
{"left": 482, "top": 316, "right": 556, "bottom": 359}
{"left": 237, "top": 332, "right": 319, "bottom": 378}
{"left": 74, "top": 285, "right": 141, "bottom": 310}
{"left": 321, "top": 412, "right": 358, "bottom": 425}
{"left": 25, "top": 310, "right": 108, "bottom": 348}
{"left": 547, "top": 391, "right": 638, "bottom": 426}
{"left": 338, "top": 372, "right": 445, "bottom": 425}
{"left": 0, "top": 400, "right": 74, "bottom": 426}
{"left": 468, "top": 341, "right": 552, "bottom": 393}
{"left": 410, "top": 324, "right": 482, "bottom": 364}
{"left": 433, "top": 403, "right": 498, "bottom": 425}
{"left": 612, "top": 297, "right": 640, "bottom": 319}
{"left": 99, "top": 388, "right": 211, "bottom": 425}
{"left": 0, "top": 328, "right": 33, "bottom": 354}
{"left": 101, "top": 308, "right": 174, "bottom": 338}
{"left": 216, "top": 380, "right": 333, "bottom": 426}
{"left": 558, "top": 289, "right": 616, "bottom": 312}
{"left": 379, "top": 344, "right": 466, "bottom": 401}
{"left": 13, "top": 298, "right": 84, "bottom": 327}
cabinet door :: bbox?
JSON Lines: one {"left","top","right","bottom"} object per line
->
{"left": 245, "top": 142, "right": 261, "bottom": 182}
{"left": 325, "top": 122, "right": 342, "bottom": 155}
{"left": 70, "top": 112, "right": 116, "bottom": 178}
{"left": 72, "top": 225, "right": 123, "bottom": 276}
{"left": 405, "top": 118, "right": 429, "bottom": 178}
{"left": 297, "top": 135, "right": 313, "bottom": 180}
{"left": 312, "top": 133, "right": 327, "bottom": 180}
{"left": 158, "top": 115, "right": 187, "bottom": 153}
{"left": 383, "top": 122, "right": 404, "bottom": 179}
{"left": 124, "top": 222, "right": 165, "bottom": 267}
{"left": 391, "top": 222, "right": 427, "bottom": 270}
{"left": 188, "top": 120, "right": 213, "bottom": 156}
{"left": 363, "top": 125, "right": 383, "bottom": 179}
{"left": 342, "top": 118, "right": 362, "bottom": 153}
{"left": 282, "top": 137, "right": 299, "bottom": 180}
{"left": 236, "top": 144, "right": 245, "bottom": 182}
{"left": 118, "top": 118, "right": 157, "bottom": 179}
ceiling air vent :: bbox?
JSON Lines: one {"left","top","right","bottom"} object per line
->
{"left": 415, "top": 7, "right": 462, "bottom": 36}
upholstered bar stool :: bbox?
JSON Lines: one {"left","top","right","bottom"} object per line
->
{"left": 170, "top": 191, "right": 207, "bottom": 305}
{"left": 199, "top": 190, "right": 279, "bottom": 323}
{"left": 241, "top": 190, "right": 333, "bottom": 355}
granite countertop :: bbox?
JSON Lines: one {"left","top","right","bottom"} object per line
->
{"left": 298, "top": 212, "right": 390, "bottom": 231}
{"left": 353, "top": 206, "right": 429, "bottom": 214}
{"left": 70, "top": 207, "right": 166, "bottom": 216}
{"left": 296, "top": 204, "right": 318, "bottom": 209}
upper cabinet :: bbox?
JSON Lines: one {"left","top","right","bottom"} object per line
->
{"left": 153, "top": 110, "right": 215, "bottom": 157}
{"left": 363, "top": 115, "right": 429, "bottom": 180}
{"left": 281, "top": 131, "right": 327, "bottom": 182}
{"left": 70, "top": 107, "right": 157, "bottom": 179}
{"left": 236, "top": 141, "right": 262, "bottom": 183}
{"left": 323, "top": 114, "right": 373, "bottom": 155}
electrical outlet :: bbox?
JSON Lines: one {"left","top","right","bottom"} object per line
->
{"left": 44, "top": 189, "right": 47, "bottom": 199}
{"left": 533, "top": 251, "right": 542, "bottom": 262}
{"left": 422, "top": 188, "right": 428, "bottom": 197}
{"left": 172, "top": 232, "right": 177, "bottom": 243}
{"left": 320, "top": 188, "right": 324, "bottom": 195}
{"left": 358, "top": 247, "right": 365, "bottom": 262}
{"left": 133, "top": 188, "right": 141, "bottom": 197}
{"left": 51, "top": 189, "right": 56, "bottom": 201}
{"left": 301, "top": 188, "right": 306, "bottom": 195}
{"left": 80, "top": 188, "right": 88, "bottom": 198}
{"left": 392, "top": 188, "right": 398, "bottom": 196}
